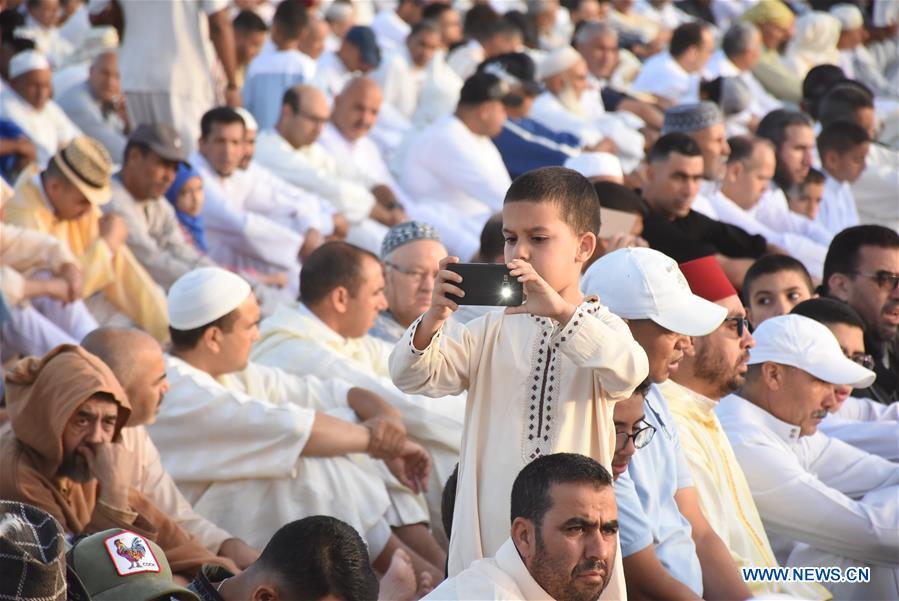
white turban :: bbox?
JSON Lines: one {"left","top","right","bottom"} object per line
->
{"left": 564, "top": 152, "right": 623, "bottom": 180}
{"left": 168, "top": 267, "right": 252, "bottom": 330}
{"left": 538, "top": 46, "right": 583, "bottom": 80}
{"left": 233, "top": 107, "right": 258, "bottom": 132}
{"left": 830, "top": 3, "right": 864, "bottom": 30}
{"left": 8, "top": 50, "right": 50, "bottom": 79}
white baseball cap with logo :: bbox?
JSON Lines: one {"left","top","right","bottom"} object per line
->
{"left": 747, "top": 314, "right": 876, "bottom": 388}
{"left": 581, "top": 247, "right": 728, "bottom": 336}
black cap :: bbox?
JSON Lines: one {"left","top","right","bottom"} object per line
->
{"left": 128, "top": 123, "right": 188, "bottom": 163}
{"left": 459, "top": 72, "right": 511, "bottom": 105}
{"left": 477, "top": 52, "right": 542, "bottom": 97}
{"left": 345, "top": 26, "right": 381, "bottom": 68}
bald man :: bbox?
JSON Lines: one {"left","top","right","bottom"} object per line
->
{"left": 319, "top": 77, "right": 408, "bottom": 226}
{"left": 255, "top": 84, "right": 395, "bottom": 254}
{"left": 81, "top": 327, "right": 261, "bottom": 570}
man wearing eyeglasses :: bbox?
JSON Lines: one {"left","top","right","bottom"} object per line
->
{"left": 663, "top": 255, "right": 832, "bottom": 600}
{"left": 582, "top": 248, "right": 755, "bottom": 601}
{"left": 821, "top": 225, "right": 899, "bottom": 404}
{"left": 717, "top": 314, "right": 898, "bottom": 601}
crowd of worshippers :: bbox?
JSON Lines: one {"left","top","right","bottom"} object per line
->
{"left": 0, "top": 0, "right": 898, "bottom": 599}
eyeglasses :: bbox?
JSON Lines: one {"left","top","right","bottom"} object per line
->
{"left": 615, "top": 424, "right": 656, "bottom": 452}
{"left": 850, "top": 270, "right": 899, "bottom": 291}
{"left": 384, "top": 261, "right": 438, "bottom": 285}
{"left": 724, "top": 317, "right": 751, "bottom": 338}
{"left": 296, "top": 109, "right": 329, "bottom": 125}
{"left": 849, "top": 352, "right": 875, "bottom": 371}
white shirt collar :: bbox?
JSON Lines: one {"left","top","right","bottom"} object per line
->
{"left": 493, "top": 538, "right": 554, "bottom": 600}
{"left": 296, "top": 302, "right": 347, "bottom": 345}
{"left": 726, "top": 393, "right": 803, "bottom": 443}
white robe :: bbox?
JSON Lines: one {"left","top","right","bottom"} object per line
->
{"left": 250, "top": 302, "right": 464, "bottom": 541}
{"left": 0, "top": 92, "right": 81, "bottom": 167}
{"left": 372, "top": 47, "right": 428, "bottom": 122}
{"left": 631, "top": 52, "right": 699, "bottom": 105}
{"left": 148, "top": 356, "right": 395, "bottom": 554}
{"left": 851, "top": 142, "right": 899, "bottom": 232}
{"left": 819, "top": 397, "right": 899, "bottom": 462}
{"left": 397, "top": 115, "right": 511, "bottom": 260}
{"left": 818, "top": 174, "right": 860, "bottom": 237}
{"left": 370, "top": 9, "right": 410, "bottom": 55}
{"left": 388, "top": 299, "right": 648, "bottom": 595}
{"left": 243, "top": 48, "right": 316, "bottom": 130}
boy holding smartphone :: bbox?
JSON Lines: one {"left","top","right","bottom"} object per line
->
{"left": 389, "top": 167, "right": 649, "bottom": 593}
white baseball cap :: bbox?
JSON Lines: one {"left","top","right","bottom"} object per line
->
{"left": 748, "top": 314, "right": 876, "bottom": 388}
{"left": 581, "top": 247, "right": 727, "bottom": 336}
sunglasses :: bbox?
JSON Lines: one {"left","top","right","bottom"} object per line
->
{"left": 851, "top": 270, "right": 899, "bottom": 291}
{"left": 615, "top": 424, "right": 656, "bottom": 452}
{"left": 724, "top": 316, "right": 751, "bottom": 337}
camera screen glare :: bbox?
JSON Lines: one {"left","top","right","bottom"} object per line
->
{"left": 501, "top": 286, "right": 511, "bottom": 299}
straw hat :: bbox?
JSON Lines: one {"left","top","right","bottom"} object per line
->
{"left": 51, "top": 137, "right": 113, "bottom": 206}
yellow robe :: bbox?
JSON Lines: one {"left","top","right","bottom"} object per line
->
{"left": 4, "top": 168, "right": 169, "bottom": 342}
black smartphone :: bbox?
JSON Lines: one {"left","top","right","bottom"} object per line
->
{"left": 445, "top": 263, "right": 524, "bottom": 306}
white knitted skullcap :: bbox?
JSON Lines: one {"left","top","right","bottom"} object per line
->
{"left": 830, "top": 3, "right": 864, "bottom": 30}
{"left": 233, "top": 107, "right": 258, "bottom": 132}
{"left": 167, "top": 267, "right": 252, "bottom": 330}
{"left": 538, "top": 46, "right": 583, "bottom": 80}
{"left": 8, "top": 50, "right": 50, "bottom": 79}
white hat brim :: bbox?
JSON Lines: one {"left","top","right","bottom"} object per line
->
{"left": 653, "top": 294, "right": 728, "bottom": 337}
{"left": 805, "top": 356, "right": 877, "bottom": 389}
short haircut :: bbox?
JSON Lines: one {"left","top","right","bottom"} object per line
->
{"left": 721, "top": 21, "right": 758, "bottom": 59}
{"left": 573, "top": 20, "right": 617, "bottom": 47}
{"left": 256, "top": 516, "right": 379, "bottom": 601}
{"left": 272, "top": 0, "right": 308, "bottom": 39}
{"left": 787, "top": 166, "right": 825, "bottom": 200}
{"left": 670, "top": 21, "right": 708, "bottom": 58}
{"left": 299, "top": 241, "right": 378, "bottom": 306}
{"left": 822, "top": 225, "right": 899, "bottom": 295}
{"left": 441, "top": 463, "right": 459, "bottom": 542}
{"left": 592, "top": 181, "right": 646, "bottom": 216}
{"left": 503, "top": 166, "right": 601, "bottom": 236}
{"left": 741, "top": 254, "right": 813, "bottom": 306}
{"left": 756, "top": 109, "right": 813, "bottom": 152}
{"left": 477, "top": 213, "right": 505, "bottom": 262}
{"left": 168, "top": 309, "right": 239, "bottom": 352}
{"left": 510, "top": 453, "right": 612, "bottom": 527}
{"left": 282, "top": 85, "right": 303, "bottom": 113}
{"left": 422, "top": 2, "right": 452, "bottom": 21}
{"left": 647, "top": 132, "right": 702, "bottom": 163}
{"left": 464, "top": 3, "right": 500, "bottom": 41}
{"left": 726, "top": 135, "right": 774, "bottom": 165}
{"left": 200, "top": 106, "right": 245, "bottom": 139}
{"left": 817, "top": 82, "right": 874, "bottom": 128}
{"left": 801, "top": 64, "right": 845, "bottom": 119}
{"left": 409, "top": 19, "right": 440, "bottom": 39}
{"left": 817, "top": 120, "right": 869, "bottom": 158}
{"left": 233, "top": 9, "right": 268, "bottom": 33}
{"left": 791, "top": 297, "right": 866, "bottom": 330}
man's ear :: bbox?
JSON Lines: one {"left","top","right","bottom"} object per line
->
{"left": 330, "top": 285, "right": 350, "bottom": 314}
{"left": 511, "top": 517, "right": 537, "bottom": 566}
{"left": 761, "top": 361, "right": 783, "bottom": 390}
{"left": 251, "top": 585, "right": 278, "bottom": 601}
{"left": 827, "top": 272, "right": 851, "bottom": 302}
{"left": 725, "top": 160, "right": 742, "bottom": 184}
{"left": 203, "top": 325, "right": 222, "bottom": 354}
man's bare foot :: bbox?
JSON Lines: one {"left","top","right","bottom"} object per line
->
{"left": 416, "top": 571, "right": 435, "bottom": 598}
{"left": 379, "top": 549, "right": 417, "bottom": 601}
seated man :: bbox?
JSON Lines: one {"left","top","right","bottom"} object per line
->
{"left": 582, "top": 248, "right": 753, "bottom": 600}
{"left": 638, "top": 133, "right": 770, "bottom": 287}
{"left": 0, "top": 345, "right": 232, "bottom": 578}
{"left": 314, "top": 26, "right": 381, "bottom": 100}
{"left": 791, "top": 298, "right": 899, "bottom": 462}
{"left": 82, "top": 327, "right": 261, "bottom": 569}
{"left": 189, "top": 517, "right": 385, "bottom": 601}
{"left": 446, "top": 18, "right": 522, "bottom": 81}
{"left": 1, "top": 50, "right": 80, "bottom": 165}
{"left": 712, "top": 135, "right": 827, "bottom": 278}
{"left": 370, "top": 221, "right": 447, "bottom": 343}
{"left": 373, "top": 21, "right": 442, "bottom": 123}
{"left": 427, "top": 453, "right": 619, "bottom": 601}
{"left": 148, "top": 267, "right": 442, "bottom": 583}
{"left": 255, "top": 85, "right": 395, "bottom": 254}
{"left": 718, "top": 314, "right": 898, "bottom": 600}
{"left": 398, "top": 72, "right": 511, "bottom": 260}
{"left": 55, "top": 49, "right": 128, "bottom": 161}
{"left": 318, "top": 77, "right": 410, "bottom": 224}
{"left": 3, "top": 137, "right": 169, "bottom": 341}
{"left": 661, "top": 256, "right": 831, "bottom": 599}
{"left": 741, "top": 0, "right": 802, "bottom": 104}
{"left": 371, "top": 0, "right": 424, "bottom": 54}
{"left": 251, "top": 241, "right": 464, "bottom": 543}
{"left": 192, "top": 107, "right": 321, "bottom": 293}
{"left": 631, "top": 21, "right": 713, "bottom": 106}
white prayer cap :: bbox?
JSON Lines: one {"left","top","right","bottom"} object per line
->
{"left": 748, "top": 315, "right": 876, "bottom": 388}
{"left": 8, "top": 50, "right": 50, "bottom": 79}
{"left": 582, "top": 248, "right": 727, "bottom": 336}
{"left": 537, "top": 46, "right": 583, "bottom": 80}
{"left": 564, "top": 152, "right": 623, "bottom": 180}
{"left": 233, "top": 107, "right": 258, "bottom": 132}
{"left": 167, "top": 267, "right": 252, "bottom": 330}
{"left": 830, "top": 3, "right": 864, "bottom": 30}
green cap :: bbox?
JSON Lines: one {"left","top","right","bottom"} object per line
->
{"left": 66, "top": 529, "right": 200, "bottom": 601}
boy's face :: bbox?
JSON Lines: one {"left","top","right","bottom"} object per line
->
{"left": 747, "top": 270, "right": 813, "bottom": 327}
{"left": 787, "top": 181, "right": 823, "bottom": 220}
{"left": 612, "top": 391, "right": 646, "bottom": 479}
{"left": 823, "top": 143, "right": 869, "bottom": 184}
{"left": 176, "top": 177, "right": 205, "bottom": 217}
{"left": 502, "top": 201, "right": 595, "bottom": 298}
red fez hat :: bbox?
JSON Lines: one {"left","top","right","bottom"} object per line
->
{"left": 679, "top": 256, "right": 737, "bottom": 302}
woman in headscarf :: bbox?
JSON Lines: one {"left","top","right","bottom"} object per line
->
{"left": 783, "top": 12, "right": 842, "bottom": 80}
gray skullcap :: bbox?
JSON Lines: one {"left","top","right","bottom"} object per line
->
{"left": 380, "top": 221, "right": 442, "bottom": 259}
{"left": 662, "top": 101, "right": 723, "bottom": 134}
{"left": 720, "top": 77, "right": 752, "bottom": 115}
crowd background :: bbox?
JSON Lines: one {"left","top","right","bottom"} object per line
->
{"left": 0, "top": 0, "right": 897, "bottom": 600}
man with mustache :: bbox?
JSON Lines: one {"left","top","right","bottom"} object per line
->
{"left": 583, "top": 248, "right": 755, "bottom": 601}
{"left": 426, "top": 453, "right": 619, "bottom": 601}
{"left": 662, "top": 255, "right": 831, "bottom": 599}
{"left": 718, "top": 314, "right": 899, "bottom": 600}
{"left": 821, "top": 225, "right": 899, "bottom": 404}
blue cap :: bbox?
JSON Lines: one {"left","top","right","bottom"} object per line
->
{"left": 345, "top": 26, "right": 381, "bottom": 69}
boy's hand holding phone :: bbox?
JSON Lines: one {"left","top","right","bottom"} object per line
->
{"left": 413, "top": 256, "right": 463, "bottom": 349}
{"left": 505, "top": 259, "right": 576, "bottom": 326}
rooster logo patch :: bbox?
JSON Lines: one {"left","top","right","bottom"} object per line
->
{"left": 103, "top": 531, "right": 161, "bottom": 576}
